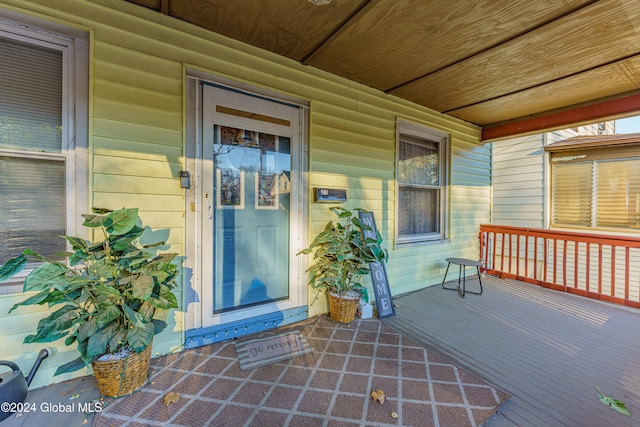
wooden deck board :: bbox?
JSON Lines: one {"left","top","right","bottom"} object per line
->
{"left": 384, "top": 275, "right": 640, "bottom": 427}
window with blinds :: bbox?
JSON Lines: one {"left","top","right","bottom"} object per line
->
{"left": 597, "top": 159, "right": 640, "bottom": 229}
{"left": 0, "top": 35, "right": 65, "bottom": 261}
{"left": 0, "top": 12, "right": 88, "bottom": 293}
{"left": 552, "top": 162, "right": 592, "bottom": 227}
{"left": 552, "top": 158, "right": 640, "bottom": 230}
{"left": 396, "top": 121, "right": 449, "bottom": 244}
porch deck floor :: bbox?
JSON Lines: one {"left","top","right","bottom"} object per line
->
{"left": 383, "top": 275, "right": 640, "bottom": 427}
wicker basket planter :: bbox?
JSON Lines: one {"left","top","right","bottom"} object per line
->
{"left": 297, "top": 207, "right": 388, "bottom": 324}
{"left": 91, "top": 344, "right": 152, "bottom": 397}
{"left": 328, "top": 292, "right": 360, "bottom": 323}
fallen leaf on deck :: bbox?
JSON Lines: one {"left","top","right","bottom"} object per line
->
{"left": 162, "top": 391, "right": 181, "bottom": 406}
{"left": 596, "top": 386, "right": 630, "bottom": 416}
{"left": 370, "top": 389, "right": 386, "bottom": 404}
{"left": 390, "top": 412, "right": 399, "bottom": 419}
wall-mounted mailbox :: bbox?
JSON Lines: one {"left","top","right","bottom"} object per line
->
{"left": 314, "top": 187, "right": 347, "bottom": 203}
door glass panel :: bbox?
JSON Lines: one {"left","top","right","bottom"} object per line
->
{"left": 213, "top": 125, "right": 291, "bottom": 313}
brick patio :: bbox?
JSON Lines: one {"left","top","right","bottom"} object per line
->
{"left": 92, "top": 316, "right": 508, "bottom": 427}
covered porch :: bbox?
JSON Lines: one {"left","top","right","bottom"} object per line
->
{"left": 385, "top": 274, "right": 640, "bottom": 426}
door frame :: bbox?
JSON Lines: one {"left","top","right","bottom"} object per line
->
{"left": 184, "top": 73, "right": 309, "bottom": 344}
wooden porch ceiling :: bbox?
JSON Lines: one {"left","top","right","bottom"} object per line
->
{"left": 124, "top": 0, "right": 640, "bottom": 139}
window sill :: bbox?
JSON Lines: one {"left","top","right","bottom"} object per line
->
{"left": 0, "top": 268, "right": 30, "bottom": 295}
{"left": 396, "top": 237, "right": 449, "bottom": 248}
{"left": 0, "top": 281, "right": 24, "bottom": 295}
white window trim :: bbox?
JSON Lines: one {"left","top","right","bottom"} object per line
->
{"left": 0, "top": 10, "right": 88, "bottom": 294}
{"left": 396, "top": 119, "right": 449, "bottom": 246}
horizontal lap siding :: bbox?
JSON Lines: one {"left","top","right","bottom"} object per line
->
{"left": 0, "top": 293, "right": 96, "bottom": 383}
{"left": 92, "top": 30, "right": 185, "bottom": 360}
{"left": 91, "top": 39, "right": 186, "bottom": 263}
{"left": 445, "top": 140, "right": 491, "bottom": 290}
{"left": 92, "top": 41, "right": 184, "bottom": 220}
{"left": 309, "top": 136, "right": 490, "bottom": 301}
{"left": 308, "top": 100, "right": 488, "bottom": 308}
{"left": 2, "top": 0, "right": 488, "bottom": 381}
{"left": 492, "top": 135, "right": 546, "bottom": 228}
{"left": 1, "top": 1, "right": 193, "bottom": 387}
{"left": 308, "top": 101, "right": 395, "bottom": 315}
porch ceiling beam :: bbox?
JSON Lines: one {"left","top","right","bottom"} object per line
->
{"left": 481, "top": 92, "right": 640, "bottom": 141}
{"left": 301, "top": 0, "right": 378, "bottom": 64}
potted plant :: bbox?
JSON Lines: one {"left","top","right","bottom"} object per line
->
{"left": 297, "top": 207, "right": 387, "bottom": 323}
{"left": 0, "top": 207, "right": 180, "bottom": 397}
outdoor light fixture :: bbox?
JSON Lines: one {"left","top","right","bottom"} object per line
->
{"left": 308, "top": 0, "right": 331, "bottom": 5}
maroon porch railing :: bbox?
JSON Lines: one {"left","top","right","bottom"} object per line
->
{"left": 479, "top": 224, "right": 640, "bottom": 308}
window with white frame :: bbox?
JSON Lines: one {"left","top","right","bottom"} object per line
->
{"left": 0, "top": 13, "right": 88, "bottom": 292}
{"left": 549, "top": 141, "right": 640, "bottom": 230}
{"left": 396, "top": 120, "right": 448, "bottom": 244}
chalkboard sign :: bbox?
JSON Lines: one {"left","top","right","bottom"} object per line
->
{"left": 358, "top": 211, "right": 395, "bottom": 319}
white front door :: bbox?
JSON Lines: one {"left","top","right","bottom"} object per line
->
{"left": 196, "top": 83, "right": 306, "bottom": 330}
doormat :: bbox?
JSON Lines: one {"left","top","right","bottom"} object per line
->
{"left": 234, "top": 330, "right": 312, "bottom": 371}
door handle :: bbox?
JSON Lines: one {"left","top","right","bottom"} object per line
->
{"left": 205, "top": 192, "right": 213, "bottom": 222}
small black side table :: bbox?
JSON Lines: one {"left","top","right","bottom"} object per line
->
{"left": 441, "top": 257, "right": 483, "bottom": 298}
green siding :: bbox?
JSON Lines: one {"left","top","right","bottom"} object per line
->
{"left": 1, "top": 0, "right": 490, "bottom": 387}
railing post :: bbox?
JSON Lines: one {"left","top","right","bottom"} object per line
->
{"left": 611, "top": 246, "right": 616, "bottom": 298}
{"left": 543, "top": 237, "right": 548, "bottom": 284}
{"left": 533, "top": 236, "right": 538, "bottom": 281}
{"left": 516, "top": 234, "right": 521, "bottom": 277}
{"left": 562, "top": 239, "right": 567, "bottom": 289}
{"left": 525, "top": 235, "right": 529, "bottom": 279}
{"left": 586, "top": 243, "right": 591, "bottom": 293}
{"left": 625, "top": 247, "right": 630, "bottom": 301}
{"left": 500, "top": 232, "right": 505, "bottom": 273}
{"left": 598, "top": 244, "right": 603, "bottom": 295}
{"left": 574, "top": 241, "right": 579, "bottom": 290}
{"left": 553, "top": 239, "right": 558, "bottom": 285}
{"left": 492, "top": 232, "right": 497, "bottom": 273}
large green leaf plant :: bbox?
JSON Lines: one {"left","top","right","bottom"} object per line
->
{"left": 0, "top": 208, "right": 180, "bottom": 375}
{"left": 297, "top": 207, "right": 387, "bottom": 301}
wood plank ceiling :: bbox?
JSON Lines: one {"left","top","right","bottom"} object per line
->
{"left": 123, "top": 0, "right": 640, "bottom": 139}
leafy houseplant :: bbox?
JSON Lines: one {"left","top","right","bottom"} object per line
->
{"left": 0, "top": 208, "right": 179, "bottom": 388}
{"left": 297, "top": 207, "right": 387, "bottom": 322}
